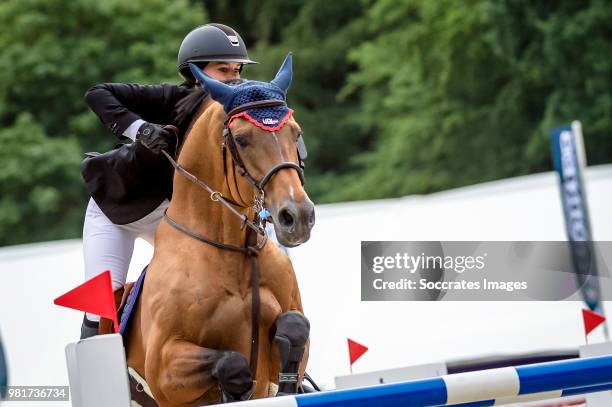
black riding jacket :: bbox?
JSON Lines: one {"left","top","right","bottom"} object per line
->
{"left": 83, "top": 82, "right": 206, "bottom": 224}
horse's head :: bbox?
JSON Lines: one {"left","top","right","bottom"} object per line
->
{"left": 190, "top": 54, "right": 314, "bottom": 247}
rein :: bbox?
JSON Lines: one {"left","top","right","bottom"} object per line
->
{"left": 160, "top": 150, "right": 264, "bottom": 236}
{"left": 159, "top": 98, "right": 304, "bottom": 381}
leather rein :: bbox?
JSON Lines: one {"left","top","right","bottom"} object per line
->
{"left": 159, "top": 98, "right": 305, "bottom": 379}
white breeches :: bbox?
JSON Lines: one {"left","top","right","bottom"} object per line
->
{"left": 82, "top": 198, "right": 168, "bottom": 321}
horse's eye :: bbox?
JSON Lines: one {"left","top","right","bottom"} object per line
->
{"left": 234, "top": 135, "right": 249, "bottom": 148}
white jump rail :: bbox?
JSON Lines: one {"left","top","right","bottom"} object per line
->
{"left": 211, "top": 355, "right": 612, "bottom": 406}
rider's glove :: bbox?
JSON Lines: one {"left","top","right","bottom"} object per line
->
{"left": 135, "top": 122, "right": 179, "bottom": 156}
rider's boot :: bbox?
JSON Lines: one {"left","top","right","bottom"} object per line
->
{"left": 79, "top": 287, "right": 125, "bottom": 339}
{"left": 80, "top": 314, "right": 99, "bottom": 339}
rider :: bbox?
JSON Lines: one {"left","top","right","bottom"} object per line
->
{"left": 80, "top": 23, "right": 257, "bottom": 339}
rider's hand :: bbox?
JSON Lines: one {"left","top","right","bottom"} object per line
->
{"left": 135, "top": 122, "right": 178, "bottom": 156}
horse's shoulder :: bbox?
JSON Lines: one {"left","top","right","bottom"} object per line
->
{"left": 260, "top": 244, "right": 294, "bottom": 275}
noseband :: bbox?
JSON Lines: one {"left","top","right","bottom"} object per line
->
{"left": 159, "top": 98, "right": 307, "bottom": 382}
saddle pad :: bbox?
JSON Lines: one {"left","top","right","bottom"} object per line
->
{"left": 119, "top": 266, "right": 147, "bottom": 336}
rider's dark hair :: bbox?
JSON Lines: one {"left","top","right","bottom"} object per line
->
{"left": 173, "top": 78, "right": 247, "bottom": 131}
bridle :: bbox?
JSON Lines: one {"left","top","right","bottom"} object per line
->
{"left": 159, "top": 98, "right": 306, "bottom": 385}
{"left": 222, "top": 99, "right": 305, "bottom": 193}
{"left": 161, "top": 98, "right": 306, "bottom": 242}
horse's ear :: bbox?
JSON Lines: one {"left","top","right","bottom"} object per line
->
{"left": 270, "top": 52, "right": 292, "bottom": 94}
{"left": 189, "top": 63, "right": 234, "bottom": 107}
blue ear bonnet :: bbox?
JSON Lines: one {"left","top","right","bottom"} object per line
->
{"left": 225, "top": 81, "right": 292, "bottom": 131}
{"left": 223, "top": 81, "right": 285, "bottom": 111}
{"left": 189, "top": 52, "right": 294, "bottom": 131}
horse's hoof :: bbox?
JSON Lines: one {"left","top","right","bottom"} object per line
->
{"left": 220, "top": 381, "right": 255, "bottom": 403}
{"left": 299, "top": 384, "right": 317, "bottom": 393}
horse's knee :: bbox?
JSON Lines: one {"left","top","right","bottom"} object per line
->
{"left": 211, "top": 351, "right": 254, "bottom": 402}
{"left": 274, "top": 311, "right": 310, "bottom": 348}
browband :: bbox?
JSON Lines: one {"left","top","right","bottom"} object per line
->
{"left": 224, "top": 99, "right": 287, "bottom": 124}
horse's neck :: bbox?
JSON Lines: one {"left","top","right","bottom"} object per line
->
{"left": 166, "top": 102, "right": 252, "bottom": 249}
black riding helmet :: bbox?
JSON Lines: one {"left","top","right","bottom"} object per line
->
{"left": 178, "top": 23, "right": 257, "bottom": 81}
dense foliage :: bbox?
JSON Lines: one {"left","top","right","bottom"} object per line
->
{"left": 333, "top": 0, "right": 612, "bottom": 200}
{"left": 0, "top": 0, "right": 204, "bottom": 245}
{"left": 1, "top": 0, "right": 610, "bottom": 245}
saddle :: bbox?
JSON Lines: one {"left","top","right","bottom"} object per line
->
{"left": 98, "top": 281, "right": 135, "bottom": 335}
{"left": 96, "top": 265, "right": 149, "bottom": 337}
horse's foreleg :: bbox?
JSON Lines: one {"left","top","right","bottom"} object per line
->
{"left": 147, "top": 339, "right": 254, "bottom": 407}
{"left": 272, "top": 311, "right": 310, "bottom": 395}
{"left": 212, "top": 352, "right": 256, "bottom": 403}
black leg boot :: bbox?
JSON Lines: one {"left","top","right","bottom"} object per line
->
{"left": 212, "top": 352, "right": 255, "bottom": 403}
{"left": 80, "top": 314, "right": 99, "bottom": 340}
{"left": 273, "top": 311, "right": 310, "bottom": 396}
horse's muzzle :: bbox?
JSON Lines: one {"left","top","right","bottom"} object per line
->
{"left": 272, "top": 198, "right": 315, "bottom": 247}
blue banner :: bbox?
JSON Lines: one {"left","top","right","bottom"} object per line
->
{"left": 551, "top": 123, "right": 601, "bottom": 311}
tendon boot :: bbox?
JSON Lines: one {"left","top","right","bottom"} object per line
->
{"left": 212, "top": 352, "right": 255, "bottom": 403}
{"left": 273, "top": 311, "right": 310, "bottom": 396}
{"left": 80, "top": 314, "right": 99, "bottom": 339}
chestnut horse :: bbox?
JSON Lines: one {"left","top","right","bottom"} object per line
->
{"left": 124, "top": 54, "right": 315, "bottom": 406}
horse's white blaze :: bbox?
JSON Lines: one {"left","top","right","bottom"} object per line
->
{"left": 270, "top": 131, "right": 280, "bottom": 146}
{"left": 270, "top": 131, "right": 286, "bottom": 161}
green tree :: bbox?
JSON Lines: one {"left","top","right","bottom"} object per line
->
{"left": 208, "top": 0, "right": 371, "bottom": 201}
{"left": 3, "top": 0, "right": 612, "bottom": 245}
{"left": 0, "top": 0, "right": 206, "bottom": 245}
{"left": 333, "top": 0, "right": 612, "bottom": 201}
{"left": 0, "top": 114, "right": 83, "bottom": 245}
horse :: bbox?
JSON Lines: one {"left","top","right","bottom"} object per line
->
{"left": 122, "top": 53, "right": 315, "bottom": 406}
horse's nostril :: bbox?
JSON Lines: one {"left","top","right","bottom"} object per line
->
{"left": 279, "top": 208, "right": 295, "bottom": 228}
{"left": 308, "top": 208, "right": 315, "bottom": 226}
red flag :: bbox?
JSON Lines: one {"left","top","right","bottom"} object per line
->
{"left": 347, "top": 338, "right": 368, "bottom": 366}
{"left": 582, "top": 309, "right": 606, "bottom": 336}
{"left": 54, "top": 270, "right": 119, "bottom": 333}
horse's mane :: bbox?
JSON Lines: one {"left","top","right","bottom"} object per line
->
{"left": 173, "top": 78, "right": 248, "bottom": 131}
{"left": 174, "top": 78, "right": 249, "bottom": 158}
